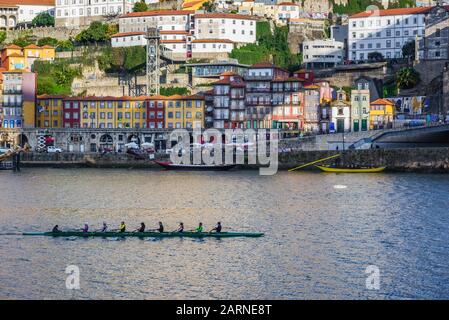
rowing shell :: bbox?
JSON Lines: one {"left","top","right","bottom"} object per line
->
{"left": 315, "top": 165, "right": 386, "bottom": 173}
{"left": 22, "top": 231, "right": 264, "bottom": 238}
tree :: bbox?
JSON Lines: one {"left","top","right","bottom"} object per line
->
{"left": 31, "top": 12, "right": 55, "bottom": 27}
{"left": 13, "top": 36, "right": 34, "bottom": 47}
{"left": 0, "top": 31, "right": 6, "bottom": 45}
{"left": 38, "top": 37, "right": 58, "bottom": 47}
{"left": 396, "top": 67, "right": 420, "bottom": 89}
{"left": 200, "top": 1, "right": 217, "bottom": 12}
{"left": 75, "top": 21, "right": 110, "bottom": 45}
{"left": 133, "top": 0, "right": 148, "bottom": 12}
{"left": 368, "top": 51, "right": 384, "bottom": 61}
{"left": 57, "top": 39, "right": 75, "bottom": 52}
{"left": 402, "top": 40, "right": 415, "bottom": 60}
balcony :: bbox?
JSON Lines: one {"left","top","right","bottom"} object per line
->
{"left": 245, "top": 87, "right": 271, "bottom": 93}
{"left": 245, "top": 75, "right": 273, "bottom": 81}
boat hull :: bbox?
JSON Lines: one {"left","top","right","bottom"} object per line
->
{"left": 154, "top": 161, "right": 236, "bottom": 171}
{"left": 22, "top": 231, "right": 264, "bottom": 238}
{"left": 315, "top": 165, "right": 386, "bottom": 173}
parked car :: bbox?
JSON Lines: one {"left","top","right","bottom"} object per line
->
{"left": 47, "top": 146, "right": 62, "bottom": 153}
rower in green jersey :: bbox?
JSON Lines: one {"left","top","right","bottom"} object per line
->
{"left": 195, "top": 222, "right": 204, "bottom": 233}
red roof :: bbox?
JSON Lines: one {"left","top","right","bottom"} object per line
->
{"left": 350, "top": 7, "right": 433, "bottom": 18}
{"left": 110, "top": 32, "right": 146, "bottom": 38}
{"left": 195, "top": 13, "right": 257, "bottom": 20}
{"left": 277, "top": 2, "right": 300, "bottom": 6}
{"left": 250, "top": 61, "right": 276, "bottom": 68}
{"left": 121, "top": 10, "right": 194, "bottom": 18}
{"left": 159, "top": 30, "right": 190, "bottom": 35}
{"left": 0, "top": 0, "right": 54, "bottom": 6}
{"left": 24, "top": 44, "right": 41, "bottom": 49}
{"left": 4, "top": 44, "right": 22, "bottom": 50}
{"left": 192, "top": 39, "right": 234, "bottom": 43}
{"left": 371, "top": 98, "right": 394, "bottom": 105}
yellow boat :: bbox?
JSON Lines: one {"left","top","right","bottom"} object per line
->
{"left": 315, "top": 165, "right": 386, "bottom": 173}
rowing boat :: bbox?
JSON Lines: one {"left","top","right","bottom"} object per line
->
{"left": 315, "top": 165, "right": 386, "bottom": 173}
{"left": 22, "top": 231, "right": 264, "bottom": 238}
{"left": 154, "top": 161, "right": 236, "bottom": 171}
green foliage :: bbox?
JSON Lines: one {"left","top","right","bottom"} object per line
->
{"left": 200, "top": 1, "right": 216, "bottom": 12}
{"left": 75, "top": 21, "right": 113, "bottom": 45}
{"left": 402, "top": 40, "right": 415, "bottom": 60}
{"left": 31, "top": 12, "right": 54, "bottom": 27}
{"left": 160, "top": 87, "right": 190, "bottom": 96}
{"left": 13, "top": 37, "right": 34, "bottom": 47}
{"left": 388, "top": 0, "right": 415, "bottom": 9}
{"left": 57, "top": 39, "right": 75, "bottom": 52}
{"left": 98, "top": 46, "right": 146, "bottom": 73}
{"left": 396, "top": 67, "right": 420, "bottom": 89}
{"left": 133, "top": 0, "right": 148, "bottom": 12}
{"left": 34, "top": 60, "right": 81, "bottom": 95}
{"left": 332, "top": 0, "right": 385, "bottom": 15}
{"left": 0, "top": 31, "right": 6, "bottom": 45}
{"left": 37, "top": 37, "right": 58, "bottom": 47}
{"left": 383, "top": 83, "right": 398, "bottom": 97}
{"left": 230, "top": 21, "right": 302, "bottom": 70}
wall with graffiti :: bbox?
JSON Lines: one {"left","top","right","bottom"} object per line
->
{"left": 387, "top": 96, "right": 430, "bottom": 116}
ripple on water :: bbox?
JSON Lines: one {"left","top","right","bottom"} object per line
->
{"left": 0, "top": 169, "right": 449, "bottom": 299}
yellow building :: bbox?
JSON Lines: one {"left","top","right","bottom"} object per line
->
{"left": 70, "top": 96, "right": 147, "bottom": 129}
{"left": 165, "top": 95, "right": 205, "bottom": 129}
{"left": 369, "top": 98, "right": 395, "bottom": 130}
{"left": 36, "top": 95, "right": 66, "bottom": 128}
{"left": 1, "top": 44, "right": 56, "bottom": 71}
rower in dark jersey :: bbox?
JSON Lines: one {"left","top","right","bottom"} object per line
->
{"left": 175, "top": 222, "right": 184, "bottom": 233}
{"left": 136, "top": 222, "right": 145, "bottom": 232}
{"left": 210, "top": 222, "right": 222, "bottom": 233}
{"left": 52, "top": 225, "right": 61, "bottom": 233}
{"left": 157, "top": 222, "right": 164, "bottom": 233}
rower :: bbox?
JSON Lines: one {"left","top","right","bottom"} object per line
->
{"left": 82, "top": 224, "right": 89, "bottom": 233}
{"left": 119, "top": 221, "right": 126, "bottom": 233}
{"left": 195, "top": 222, "right": 204, "bottom": 233}
{"left": 52, "top": 225, "right": 61, "bottom": 233}
{"left": 137, "top": 222, "right": 145, "bottom": 232}
{"left": 101, "top": 222, "right": 108, "bottom": 232}
{"left": 175, "top": 222, "right": 184, "bottom": 233}
{"left": 158, "top": 222, "right": 164, "bottom": 233}
{"left": 210, "top": 222, "right": 222, "bottom": 233}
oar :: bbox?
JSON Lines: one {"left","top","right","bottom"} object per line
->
{"left": 288, "top": 153, "right": 341, "bottom": 172}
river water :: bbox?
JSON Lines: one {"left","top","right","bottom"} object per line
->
{"left": 0, "top": 168, "right": 448, "bottom": 299}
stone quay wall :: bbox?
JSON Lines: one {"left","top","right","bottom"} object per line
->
{"left": 17, "top": 148, "right": 449, "bottom": 172}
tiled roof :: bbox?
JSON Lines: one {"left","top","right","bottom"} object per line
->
{"left": 4, "top": 44, "right": 22, "bottom": 49}
{"left": 120, "top": 10, "right": 194, "bottom": 18}
{"left": 0, "top": 0, "right": 54, "bottom": 6}
{"left": 195, "top": 13, "right": 257, "bottom": 20}
{"left": 349, "top": 7, "right": 433, "bottom": 19}
{"left": 110, "top": 32, "right": 146, "bottom": 38}
{"left": 159, "top": 30, "right": 190, "bottom": 35}
{"left": 371, "top": 98, "right": 394, "bottom": 105}
{"left": 277, "top": 2, "right": 300, "bottom": 6}
{"left": 24, "top": 44, "right": 41, "bottom": 49}
{"left": 37, "top": 94, "right": 68, "bottom": 99}
{"left": 250, "top": 61, "right": 275, "bottom": 68}
{"left": 192, "top": 39, "right": 233, "bottom": 43}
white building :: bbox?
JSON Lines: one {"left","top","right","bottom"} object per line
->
{"left": 111, "top": 32, "right": 146, "bottom": 48}
{"left": 275, "top": 2, "right": 301, "bottom": 25}
{"left": 0, "top": 0, "right": 55, "bottom": 27}
{"left": 302, "top": 39, "right": 344, "bottom": 68}
{"left": 330, "top": 89, "right": 351, "bottom": 133}
{"left": 194, "top": 13, "right": 257, "bottom": 44}
{"left": 55, "top": 0, "right": 143, "bottom": 27}
{"left": 118, "top": 10, "right": 194, "bottom": 34}
{"left": 348, "top": 7, "right": 434, "bottom": 61}
{"left": 192, "top": 39, "right": 234, "bottom": 57}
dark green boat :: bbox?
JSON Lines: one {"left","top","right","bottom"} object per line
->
{"left": 22, "top": 231, "right": 264, "bottom": 238}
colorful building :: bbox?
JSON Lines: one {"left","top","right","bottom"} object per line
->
{"left": 1, "top": 70, "right": 36, "bottom": 129}
{"left": 36, "top": 94, "right": 66, "bottom": 128}
{"left": 165, "top": 95, "right": 205, "bottom": 129}
{"left": 351, "top": 82, "right": 370, "bottom": 132}
{"left": 36, "top": 95, "right": 204, "bottom": 130}
{"left": 369, "top": 98, "right": 395, "bottom": 130}
{"left": 1, "top": 44, "right": 56, "bottom": 71}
